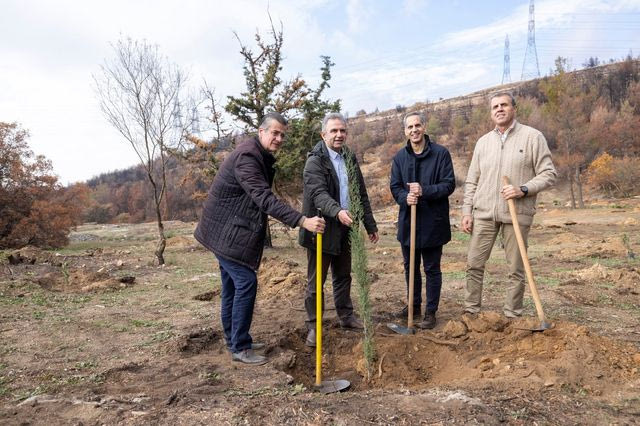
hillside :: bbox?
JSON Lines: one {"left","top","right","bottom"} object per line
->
{"left": 83, "top": 58, "right": 640, "bottom": 223}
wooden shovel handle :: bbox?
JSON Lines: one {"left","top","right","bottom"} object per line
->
{"left": 502, "top": 176, "right": 546, "bottom": 323}
{"left": 408, "top": 204, "right": 416, "bottom": 328}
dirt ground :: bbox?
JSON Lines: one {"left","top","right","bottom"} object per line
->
{"left": 1, "top": 197, "right": 640, "bottom": 425}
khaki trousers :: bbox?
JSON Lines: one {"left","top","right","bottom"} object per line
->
{"left": 464, "top": 219, "right": 530, "bottom": 317}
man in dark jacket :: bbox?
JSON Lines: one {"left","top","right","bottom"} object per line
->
{"left": 299, "top": 112, "right": 378, "bottom": 347}
{"left": 390, "top": 111, "right": 455, "bottom": 329}
{"left": 195, "top": 112, "right": 325, "bottom": 365}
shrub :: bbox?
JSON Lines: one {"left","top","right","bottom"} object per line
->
{"left": 587, "top": 152, "right": 640, "bottom": 197}
{"left": 0, "top": 122, "right": 87, "bottom": 248}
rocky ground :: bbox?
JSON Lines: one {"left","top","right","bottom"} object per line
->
{"left": 1, "top": 198, "right": 639, "bottom": 425}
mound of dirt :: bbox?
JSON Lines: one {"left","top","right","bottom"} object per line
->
{"left": 257, "top": 257, "right": 305, "bottom": 300}
{"left": 557, "top": 235, "right": 630, "bottom": 259}
{"left": 567, "top": 263, "right": 640, "bottom": 294}
{"left": 547, "top": 233, "right": 584, "bottom": 246}
{"left": 35, "top": 267, "right": 135, "bottom": 293}
{"left": 175, "top": 328, "right": 221, "bottom": 354}
{"left": 336, "top": 313, "right": 640, "bottom": 400}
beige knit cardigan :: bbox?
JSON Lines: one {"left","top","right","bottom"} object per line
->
{"left": 462, "top": 121, "right": 557, "bottom": 226}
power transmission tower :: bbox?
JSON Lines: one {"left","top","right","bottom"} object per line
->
{"left": 502, "top": 35, "right": 511, "bottom": 84}
{"left": 521, "top": 0, "right": 540, "bottom": 80}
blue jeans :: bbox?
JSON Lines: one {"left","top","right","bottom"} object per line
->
{"left": 401, "top": 245, "right": 443, "bottom": 313}
{"left": 215, "top": 255, "right": 257, "bottom": 353}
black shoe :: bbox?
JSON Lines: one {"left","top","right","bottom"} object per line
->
{"left": 395, "top": 305, "right": 421, "bottom": 319}
{"left": 418, "top": 312, "right": 437, "bottom": 329}
{"left": 305, "top": 329, "right": 316, "bottom": 347}
{"left": 339, "top": 317, "right": 364, "bottom": 330}
{"left": 231, "top": 349, "right": 268, "bottom": 365}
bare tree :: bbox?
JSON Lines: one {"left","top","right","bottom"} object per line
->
{"left": 94, "top": 37, "right": 190, "bottom": 264}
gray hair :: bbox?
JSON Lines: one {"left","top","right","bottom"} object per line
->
{"left": 490, "top": 91, "right": 516, "bottom": 106}
{"left": 259, "top": 112, "right": 288, "bottom": 130}
{"left": 403, "top": 111, "right": 426, "bottom": 127}
{"left": 321, "top": 112, "right": 347, "bottom": 132}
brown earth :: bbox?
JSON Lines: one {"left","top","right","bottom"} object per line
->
{"left": 1, "top": 200, "right": 640, "bottom": 425}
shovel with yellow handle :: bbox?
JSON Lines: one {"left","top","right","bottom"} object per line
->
{"left": 314, "top": 208, "right": 350, "bottom": 393}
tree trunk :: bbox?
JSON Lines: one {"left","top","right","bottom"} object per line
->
{"left": 575, "top": 166, "right": 585, "bottom": 209}
{"left": 155, "top": 205, "right": 167, "bottom": 265}
{"left": 264, "top": 222, "right": 273, "bottom": 248}
{"left": 568, "top": 173, "right": 576, "bottom": 209}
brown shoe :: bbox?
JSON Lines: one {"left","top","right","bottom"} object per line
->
{"left": 394, "top": 305, "right": 421, "bottom": 319}
{"left": 340, "top": 317, "right": 364, "bottom": 330}
{"left": 418, "top": 312, "right": 436, "bottom": 329}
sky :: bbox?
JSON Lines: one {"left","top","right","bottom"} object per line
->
{"left": 1, "top": 0, "right": 639, "bottom": 184}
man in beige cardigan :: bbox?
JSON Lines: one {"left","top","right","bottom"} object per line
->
{"left": 461, "top": 92, "right": 557, "bottom": 317}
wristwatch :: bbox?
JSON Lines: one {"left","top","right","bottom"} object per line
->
{"left": 520, "top": 185, "right": 529, "bottom": 196}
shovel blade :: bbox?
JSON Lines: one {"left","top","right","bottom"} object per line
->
{"left": 386, "top": 322, "right": 415, "bottom": 335}
{"left": 314, "top": 379, "right": 350, "bottom": 394}
{"left": 514, "top": 321, "right": 553, "bottom": 332}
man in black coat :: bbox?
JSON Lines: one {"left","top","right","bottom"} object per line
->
{"left": 299, "top": 112, "right": 378, "bottom": 347}
{"left": 390, "top": 111, "right": 455, "bottom": 329}
{"left": 195, "top": 112, "right": 325, "bottom": 365}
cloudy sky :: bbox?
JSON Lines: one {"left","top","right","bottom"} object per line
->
{"left": 1, "top": 0, "right": 639, "bottom": 184}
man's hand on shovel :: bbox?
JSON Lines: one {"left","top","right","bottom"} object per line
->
{"left": 302, "top": 216, "right": 325, "bottom": 233}
{"left": 407, "top": 182, "right": 422, "bottom": 205}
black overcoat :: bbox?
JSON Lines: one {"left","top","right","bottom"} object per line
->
{"left": 390, "top": 135, "right": 455, "bottom": 248}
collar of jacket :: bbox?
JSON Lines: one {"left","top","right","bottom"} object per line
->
{"left": 310, "top": 141, "right": 342, "bottom": 184}
{"left": 493, "top": 119, "right": 520, "bottom": 137}
{"left": 404, "top": 134, "right": 432, "bottom": 158}
{"left": 310, "top": 140, "right": 345, "bottom": 161}
{"left": 252, "top": 136, "right": 276, "bottom": 168}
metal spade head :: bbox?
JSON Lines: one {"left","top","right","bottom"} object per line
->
{"left": 514, "top": 320, "right": 553, "bottom": 333}
{"left": 386, "top": 322, "right": 416, "bottom": 335}
{"left": 314, "top": 379, "right": 351, "bottom": 394}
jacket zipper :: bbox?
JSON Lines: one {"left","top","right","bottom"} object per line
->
{"left": 495, "top": 133, "right": 505, "bottom": 221}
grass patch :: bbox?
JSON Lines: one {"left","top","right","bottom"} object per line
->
{"left": 130, "top": 319, "right": 171, "bottom": 328}
{"left": 538, "top": 276, "right": 560, "bottom": 288}
{"left": 31, "top": 293, "right": 50, "bottom": 307}
{"left": 619, "top": 303, "right": 640, "bottom": 313}
{"left": 74, "top": 361, "right": 97, "bottom": 370}
{"left": 444, "top": 270, "right": 466, "bottom": 280}
{"left": 139, "top": 330, "right": 175, "bottom": 346}
{"left": 0, "top": 364, "right": 9, "bottom": 397}
{"left": 14, "top": 384, "right": 49, "bottom": 402}
{"left": 0, "top": 295, "right": 27, "bottom": 306}
{"left": 452, "top": 231, "right": 470, "bottom": 242}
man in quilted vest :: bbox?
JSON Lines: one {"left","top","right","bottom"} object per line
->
{"left": 195, "top": 112, "right": 325, "bottom": 365}
{"left": 461, "top": 92, "right": 557, "bottom": 318}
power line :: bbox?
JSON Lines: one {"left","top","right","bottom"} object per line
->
{"left": 522, "top": 0, "right": 541, "bottom": 80}
{"left": 502, "top": 34, "right": 511, "bottom": 84}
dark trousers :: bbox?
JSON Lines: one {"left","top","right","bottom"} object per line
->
{"left": 304, "top": 231, "right": 354, "bottom": 329}
{"left": 216, "top": 255, "right": 257, "bottom": 353}
{"left": 401, "top": 244, "right": 443, "bottom": 313}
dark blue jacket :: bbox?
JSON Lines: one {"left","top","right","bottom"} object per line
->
{"left": 390, "top": 135, "right": 455, "bottom": 248}
{"left": 194, "top": 137, "right": 303, "bottom": 270}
